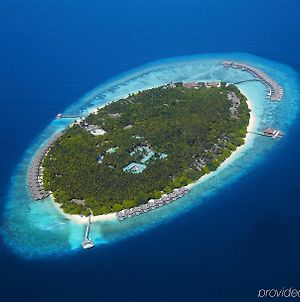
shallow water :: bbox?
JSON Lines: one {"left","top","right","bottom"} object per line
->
{"left": 1, "top": 53, "right": 299, "bottom": 258}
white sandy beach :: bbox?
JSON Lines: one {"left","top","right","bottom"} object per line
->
{"left": 52, "top": 94, "right": 256, "bottom": 225}
{"left": 52, "top": 197, "right": 117, "bottom": 224}
{"left": 51, "top": 104, "right": 119, "bottom": 224}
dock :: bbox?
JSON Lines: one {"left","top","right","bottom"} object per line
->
{"left": 223, "top": 61, "right": 283, "bottom": 101}
{"left": 262, "top": 127, "right": 284, "bottom": 138}
{"left": 248, "top": 128, "right": 283, "bottom": 139}
{"left": 28, "top": 133, "right": 62, "bottom": 200}
{"left": 82, "top": 215, "right": 95, "bottom": 249}
{"left": 117, "top": 187, "right": 190, "bottom": 221}
{"left": 56, "top": 113, "right": 81, "bottom": 119}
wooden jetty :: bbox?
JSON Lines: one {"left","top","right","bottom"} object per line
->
{"left": 28, "top": 133, "right": 62, "bottom": 200}
{"left": 223, "top": 61, "right": 283, "bottom": 101}
{"left": 82, "top": 215, "right": 95, "bottom": 249}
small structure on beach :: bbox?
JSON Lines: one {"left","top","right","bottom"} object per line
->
{"left": 183, "top": 82, "right": 201, "bottom": 88}
{"left": 205, "top": 82, "right": 221, "bottom": 88}
{"left": 182, "top": 81, "right": 221, "bottom": 89}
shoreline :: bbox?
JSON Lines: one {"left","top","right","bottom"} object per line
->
{"left": 51, "top": 92, "right": 256, "bottom": 225}
{"left": 4, "top": 52, "right": 296, "bottom": 259}
{"left": 186, "top": 95, "right": 256, "bottom": 190}
{"left": 52, "top": 197, "right": 118, "bottom": 224}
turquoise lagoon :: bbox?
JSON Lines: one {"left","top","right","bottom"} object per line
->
{"left": 1, "top": 53, "right": 299, "bottom": 258}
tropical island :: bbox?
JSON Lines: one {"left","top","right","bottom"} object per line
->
{"left": 41, "top": 82, "right": 250, "bottom": 217}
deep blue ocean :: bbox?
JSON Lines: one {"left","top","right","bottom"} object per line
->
{"left": 1, "top": 1, "right": 300, "bottom": 301}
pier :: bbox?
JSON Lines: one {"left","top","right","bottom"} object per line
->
{"left": 223, "top": 61, "right": 283, "bottom": 101}
{"left": 56, "top": 113, "right": 81, "bottom": 119}
{"left": 232, "top": 79, "right": 261, "bottom": 85}
{"left": 82, "top": 215, "right": 95, "bottom": 249}
{"left": 117, "top": 187, "right": 190, "bottom": 221}
{"left": 248, "top": 128, "right": 283, "bottom": 139}
{"left": 28, "top": 133, "right": 62, "bottom": 200}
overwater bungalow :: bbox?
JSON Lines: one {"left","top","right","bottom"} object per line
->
{"left": 140, "top": 204, "right": 149, "bottom": 213}
{"left": 117, "top": 211, "right": 126, "bottom": 220}
{"left": 116, "top": 187, "right": 190, "bottom": 221}
{"left": 263, "top": 127, "right": 283, "bottom": 138}
{"left": 223, "top": 61, "right": 283, "bottom": 101}
{"left": 28, "top": 133, "right": 63, "bottom": 201}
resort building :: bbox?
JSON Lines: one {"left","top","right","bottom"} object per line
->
{"left": 108, "top": 112, "right": 121, "bottom": 118}
{"left": 97, "top": 154, "right": 104, "bottom": 163}
{"left": 205, "top": 82, "right": 221, "bottom": 88}
{"left": 183, "top": 82, "right": 200, "bottom": 88}
{"left": 182, "top": 81, "right": 221, "bottom": 88}
{"left": 90, "top": 128, "right": 107, "bottom": 136}
{"left": 123, "top": 162, "right": 146, "bottom": 174}
{"left": 263, "top": 127, "right": 283, "bottom": 138}
{"left": 70, "top": 199, "right": 85, "bottom": 206}
{"left": 116, "top": 187, "right": 190, "bottom": 221}
{"left": 227, "top": 91, "right": 240, "bottom": 116}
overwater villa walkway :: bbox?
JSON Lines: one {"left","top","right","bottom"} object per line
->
{"left": 223, "top": 61, "right": 283, "bottom": 101}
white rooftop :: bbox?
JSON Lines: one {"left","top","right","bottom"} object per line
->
{"left": 91, "top": 128, "right": 107, "bottom": 136}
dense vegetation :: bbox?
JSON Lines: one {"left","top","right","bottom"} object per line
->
{"left": 42, "top": 82, "right": 250, "bottom": 215}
